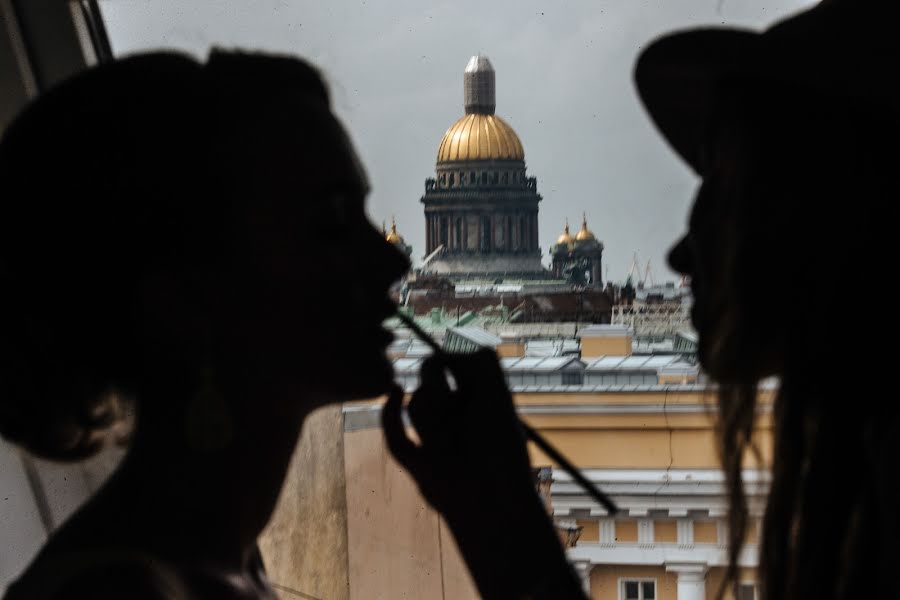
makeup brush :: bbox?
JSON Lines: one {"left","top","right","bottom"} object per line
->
{"left": 395, "top": 311, "right": 618, "bottom": 515}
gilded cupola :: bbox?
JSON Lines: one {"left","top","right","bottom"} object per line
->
{"left": 436, "top": 56, "right": 525, "bottom": 163}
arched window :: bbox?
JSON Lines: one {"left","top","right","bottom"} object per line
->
{"left": 481, "top": 172, "right": 488, "bottom": 185}
{"left": 455, "top": 217, "right": 462, "bottom": 249}
{"left": 448, "top": 173, "right": 455, "bottom": 187}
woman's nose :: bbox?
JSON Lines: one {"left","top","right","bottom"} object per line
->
{"left": 387, "top": 241, "right": 412, "bottom": 280}
{"left": 667, "top": 235, "right": 693, "bottom": 275}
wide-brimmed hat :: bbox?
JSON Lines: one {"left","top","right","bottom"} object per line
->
{"left": 634, "top": 0, "right": 900, "bottom": 173}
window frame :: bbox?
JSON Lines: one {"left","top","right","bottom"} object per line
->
{"left": 738, "top": 582, "right": 759, "bottom": 600}
{"left": 618, "top": 577, "right": 657, "bottom": 600}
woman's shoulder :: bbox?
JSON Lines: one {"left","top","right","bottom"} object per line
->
{"left": 4, "top": 548, "right": 192, "bottom": 600}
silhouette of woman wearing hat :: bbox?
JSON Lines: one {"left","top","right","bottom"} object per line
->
{"left": 389, "top": 2, "right": 899, "bottom": 599}
{"left": 636, "top": 1, "right": 898, "bottom": 598}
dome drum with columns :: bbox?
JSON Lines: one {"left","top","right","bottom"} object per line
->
{"left": 421, "top": 56, "right": 544, "bottom": 276}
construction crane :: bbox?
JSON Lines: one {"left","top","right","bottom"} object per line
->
{"left": 643, "top": 259, "right": 655, "bottom": 287}
{"left": 627, "top": 252, "right": 642, "bottom": 283}
{"left": 627, "top": 252, "right": 656, "bottom": 288}
{"left": 626, "top": 253, "right": 656, "bottom": 288}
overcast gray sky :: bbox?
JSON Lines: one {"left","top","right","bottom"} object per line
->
{"left": 100, "top": 0, "right": 817, "bottom": 282}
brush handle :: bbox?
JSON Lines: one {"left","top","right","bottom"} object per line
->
{"left": 520, "top": 421, "right": 618, "bottom": 515}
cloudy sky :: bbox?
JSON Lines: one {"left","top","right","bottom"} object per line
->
{"left": 100, "top": 0, "right": 817, "bottom": 282}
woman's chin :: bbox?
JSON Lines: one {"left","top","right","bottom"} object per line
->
{"left": 326, "top": 354, "right": 396, "bottom": 402}
{"left": 699, "top": 338, "right": 776, "bottom": 384}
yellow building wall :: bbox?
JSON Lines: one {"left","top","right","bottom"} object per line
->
{"left": 581, "top": 336, "right": 633, "bottom": 358}
{"left": 693, "top": 520, "right": 719, "bottom": 544}
{"left": 526, "top": 429, "right": 722, "bottom": 469}
{"left": 523, "top": 418, "right": 773, "bottom": 470}
{"left": 348, "top": 390, "right": 774, "bottom": 472}
{"left": 259, "top": 405, "right": 351, "bottom": 600}
{"left": 343, "top": 428, "right": 479, "bottom": 600}
{"left": 437, "top": 517, "right": 481, "bottom": 600}
{"left": 615, "top": 520, "right": 637, "bottom": 542}
{"left": 337, "top": 390, "right": 772, "bottom": 598}
{"left": 513, "top": 390, "right": 775, "bottom": 408}
{"left": 590, "top": 565, "right": 677, "bottom": 600}
{"left": 496, "top": 342, "right": 525, "bottom": 357}
{"left": 655, "top": 520, "right": 678, "bottom": 543}
{"left": 578, "top": 520, "right": 599, "bottom": 542}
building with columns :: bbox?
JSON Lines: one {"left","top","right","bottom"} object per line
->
{"left": 421, "top": 56, "right": 546, "bottom": 277}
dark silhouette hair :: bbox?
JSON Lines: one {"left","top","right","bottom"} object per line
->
{"left": 708, "top": 81, "right": 898, "bottom": 600}
{"left": 0, "top": 51, "right": 330, "bottom": 461}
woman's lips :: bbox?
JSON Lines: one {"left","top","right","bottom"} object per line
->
{"left": 366, "top": 325, "right": 394, "bottom": 347}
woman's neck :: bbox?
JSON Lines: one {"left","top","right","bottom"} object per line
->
{"left": 90, "top": 384, "right": 312, "bottom": 572}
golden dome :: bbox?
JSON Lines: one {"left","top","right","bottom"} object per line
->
{"left": 437, "top": 113, "right": 525, "bottom": 163}
{"left": 385, "top": 217, "right": 404, "bottom": 244}
{"left": 556, "top": 220, "right": 574, "bottom": 246}
{"left": 575, "top": 214, "right": 596, "bottom": 242}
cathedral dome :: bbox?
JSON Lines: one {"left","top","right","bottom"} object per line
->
{"left": 385, "top": 217, "right": 405, "bottom": 244}
{"left": 436, "top": 113, "right": 525, "bottom": 163}
{"left": 435, "top": 55, "right": 525, "bottom": 163}
{"left": 556, "top": 220, "right": 574, "bottom": 246}
{"left": 575, "top": 214, "right": 596, "bottom": 242}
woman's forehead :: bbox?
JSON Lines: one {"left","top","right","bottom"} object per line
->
{"left": 280, "top": 111, "right": 369, "bottom": 196}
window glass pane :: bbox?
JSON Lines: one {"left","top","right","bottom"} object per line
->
{"left": 642, "top": 581, "right": 656, "bottom": 599}
{"left": 624, "top": 581, "right": 639, "bottom": 599}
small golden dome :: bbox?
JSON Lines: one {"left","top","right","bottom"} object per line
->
{"left": 575, "top": 214, "right": 596, "bottom": 242}
{"left": 437, "top": 113, "right": 525, "bottom": 163}
{"left": 385, "top": 217, "right": 404, "bottom": 244}
{"left": 556, "top": 220, "right": 574, "bottom": 246}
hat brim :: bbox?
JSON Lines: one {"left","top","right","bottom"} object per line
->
{"left": 635, "top": 29, "right": 761, "bottom": 174}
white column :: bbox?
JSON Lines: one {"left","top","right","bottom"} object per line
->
{"left": 637, "top": 519, "right": 654, "bottom": 544}
{"left": 676, "top": 519, "right": 694, "bottom": 545}
{"left": 665, "top": 562, "right": 708, "bottom": 600}
{"left": 572, "top": 560, "right": 592, "bottom": 596}
{"left": 599, "top": 519, "right": 615, "bottom": 544}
